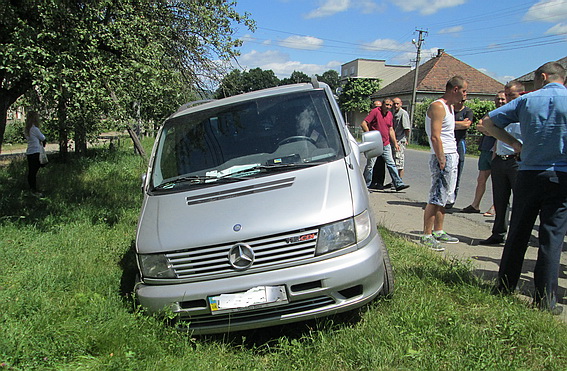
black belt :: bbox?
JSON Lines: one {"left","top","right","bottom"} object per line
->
{"left": 497, "top": 154, "right": 517, "bottom": 160}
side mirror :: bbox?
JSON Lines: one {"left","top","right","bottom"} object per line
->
{"left": 141, "top": 173, "right": 147, "bottom": 193}
{"left": 358, "top": 130, "right": 383, "bottom": 158}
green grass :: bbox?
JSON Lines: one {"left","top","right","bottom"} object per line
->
{"left": 1, "top": 141, "right": 566, "bottom": 370}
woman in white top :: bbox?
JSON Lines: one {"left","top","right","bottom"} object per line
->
{"left": 24, "top": 111, "right": 46, "bottom": 196}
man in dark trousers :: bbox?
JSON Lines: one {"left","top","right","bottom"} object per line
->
{"left": 479, "top": 81, "right": 524, "bottom": 245}
{"left": 482, "top": 62, "right": 567, "bottom": 315}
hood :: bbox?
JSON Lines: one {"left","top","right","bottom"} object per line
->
{"left": 136, "top": 160, "right": 355, "bottom": 253}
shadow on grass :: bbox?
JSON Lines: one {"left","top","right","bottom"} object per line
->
{"left": 0, "top": 148, "right": 143, "bottom": 231}
{"left": 193, "top": 307, "right": 367, "bottom": 351}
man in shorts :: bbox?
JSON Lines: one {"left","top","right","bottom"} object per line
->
{"left": 421, "top": 76, "right": 468, "bottom": 251}
{"left": 392, "top": 97, "right": 411, "bottom": 178}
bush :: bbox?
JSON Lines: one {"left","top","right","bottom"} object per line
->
{"left": 4, "top": 120, "right": 26, "bottom": 144}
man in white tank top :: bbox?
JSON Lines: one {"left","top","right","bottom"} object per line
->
{"left": 421, "top": 76, "right": 468, "bottom": 251}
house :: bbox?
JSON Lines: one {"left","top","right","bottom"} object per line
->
{"left": 515, "top": 56, "right": 567, "bottom": 91}
{"left": 340, "top": 59, "right": 412, "bottom": 88}
{"left": 372, "top": 50, "right": 504, "bottom": 120}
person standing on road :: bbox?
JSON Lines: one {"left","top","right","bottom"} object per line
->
{"left": 445, "top": 98, "right": 473, "bottom": 209}
{"left": 461, "top": 92, "right": 505, "bottom": 214}
{"left": 361, "top": 99, "right": 409, "bottom": 192}
{"left": 482, "top": 61, "right": 567, "bottom": 315}
{"left": 421, "top": 76, "right": 468, "bottom": 251}
{"left": 479, "top": 81, "right": 524, "bottom": 245}
{"left": 392, "top": 97, "right": 411, "bottom": 178}
{"left": 24, "top": 111, "right": 46, "bottom": 197}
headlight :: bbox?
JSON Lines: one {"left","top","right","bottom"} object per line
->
{"left": 354, "top": 209, "right": 372, "bottom": 242}
{"left": 138, "top": 254, "right": 177, "bottom": 279}
{"left": 315, "top": 210, "right": 373, "bottom": 256}
{"left": 316, "top": 218, "right": 356, "bottom": 256}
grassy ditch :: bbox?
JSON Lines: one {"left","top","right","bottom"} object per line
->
{"left": 0, "top": 143, "right": 566, "bottom": 370}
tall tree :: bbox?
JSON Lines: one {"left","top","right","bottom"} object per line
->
{"left": 338, "top": 78, "right": 381, "bottom": 113}
{"left": 280, "top": 70, "right": 310, "bottom": 85}
{"left": 0, "top": 0, "right": 254, "bottom": 154}
{"left": 317, "top": 70, "right": 340, "bottom": 92}
{"left": 215, "top": 68, "right": 279, "bottom": 98}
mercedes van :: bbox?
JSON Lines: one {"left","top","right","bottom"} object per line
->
{"left": 134, "top": 80, "right": 393, "bottom": 334}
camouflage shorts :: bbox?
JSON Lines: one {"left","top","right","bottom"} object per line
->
{"left": 428, "top": 153, "right": 458, "bottom": 206}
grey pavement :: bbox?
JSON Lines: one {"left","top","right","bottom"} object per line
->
{"left": 368, "top": 148, "right": 567, "bottom": 321}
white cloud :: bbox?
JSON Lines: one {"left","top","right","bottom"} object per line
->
{"left": 356, "top": 0, "right": 381, "bottom": 13}
{"left": 360, "top": 39, "right": 440, "bottom": 66}
{"left": 477, "top": 68, "right": 516, "bottom": 84}
{"left": 362, "top": 39, "right": 414, "bottom": 52}
{"left": 305, "top": 0, "right": 351, "bottom": 19}
{"left": 238, "top": 50, "right": 289, "bottom": 67}
{"left": 546, "top": 22, "right": 567, "bottom": 35}
{"left": 438, "top": 26, "right": 463, "bottom": 34}
{"left": 524, "top": 0, "right": 567, "bottom": 23}
{"left": 236, "top": 50, "right": 340, "bottom": 78}
{"left": 393, "top": 0, "right": 466, "bottom": 16}
{"left": 278, "top": 36, "right": 324, "bottom": 50}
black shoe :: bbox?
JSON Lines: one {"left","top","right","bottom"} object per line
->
{"left": 445, "top": 203, "right": 454, "bottom": 209}
{"left": 535, "top": 303, "right": 564, "bottom": 315}
{"left": 479, "top": 235, "right": 504, "bottom": 245}
{"left": 461, "top": 205, "right": 480, "bottom": 213}
{"left": 368, "top": 183, "right": 380, "bottom": 190}
{"left": 395, "top": 184, "right": 409, "bottom": 192}
{"left": 383, "top": 183, "right": 392, "bottom": 189}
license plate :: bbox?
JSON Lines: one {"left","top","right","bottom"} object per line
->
{"left": 208, "top": 285, "right": 288, "bottom": 314}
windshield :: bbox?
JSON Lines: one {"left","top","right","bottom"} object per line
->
{"left": 151, "top": 90, "right": 346, "bottom": 191}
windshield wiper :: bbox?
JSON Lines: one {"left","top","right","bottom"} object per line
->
{"left": 154, "top": 163, "right": 319, "bottom": 190}
{"left": 153, "top": 175, "right": 221, "bottom": 190}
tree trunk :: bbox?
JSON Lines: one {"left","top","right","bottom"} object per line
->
{"left": 0, "top": 102, "right": 8, "bottom": 154}
{"left": 0, "top": 76, "right": 32, "bottom": 153}
{"left": 75, "top": 120, "right": 88, "bottom": 155}
{"left": 57, "top": 94, "right": 69, "bottom": 161}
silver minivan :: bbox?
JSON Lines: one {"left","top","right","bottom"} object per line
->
{"left": 135, "top": 80, "right": 393, "bottom": 334}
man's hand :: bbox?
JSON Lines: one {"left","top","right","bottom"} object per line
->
{"left": 438, "top": 155, "right": 446, "bottom": 170}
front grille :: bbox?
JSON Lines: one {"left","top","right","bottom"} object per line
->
{"left": 166, "top": 228, "right": 319, "bottom": 279}
{"left": 177, "top": 296, "right": 335, "bottom": 328}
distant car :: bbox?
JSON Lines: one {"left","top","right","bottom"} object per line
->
{"left": 135, "top": 79, "right": 393, "bottom": 334}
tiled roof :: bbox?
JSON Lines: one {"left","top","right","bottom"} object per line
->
{"left": 516, "top": 56, "right": 567, "bottom": 82}
{"left": 375, "top": 52, "right": 504, "bottom": 97}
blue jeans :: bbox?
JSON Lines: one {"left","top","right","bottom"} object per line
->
{"left": 454, "top": 139, "right": 466, "bottom": 199}
{"left": 498, "top": 170, "right": 567, "bottom": 309}
{"left": 364, "top": 144, "right": 405, "bottom": 188}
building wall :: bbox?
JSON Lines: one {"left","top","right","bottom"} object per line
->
{"left": 340, "top": 59, "right": 411, "bottom": 88}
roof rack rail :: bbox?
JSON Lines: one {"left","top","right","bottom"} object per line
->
{"left": 310, "top": 76, "right": 319, "bottom": 89}
{"left": 176, "top": 99, "right": 216, "bottom": 112}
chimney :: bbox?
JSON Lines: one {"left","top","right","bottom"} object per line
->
{"left": 437, "top": 49, "right": 445, "bottom": 57}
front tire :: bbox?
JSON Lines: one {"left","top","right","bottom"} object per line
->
{"left": 379, "top": 247, "right": 394, "bottom": 297}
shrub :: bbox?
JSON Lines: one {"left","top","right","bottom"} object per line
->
{"left": 4, "top": 120, "right": 26, "bottom": 144}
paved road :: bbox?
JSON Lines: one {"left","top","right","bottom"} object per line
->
{"left": 368, "top": 148, "right": 567, "bottom": 321}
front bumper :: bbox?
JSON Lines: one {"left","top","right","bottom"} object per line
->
{"left": 135, "top": 232, "right": 386, "bottom": 334}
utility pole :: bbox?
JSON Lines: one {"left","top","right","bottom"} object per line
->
{"left": 409, "top": 29, "right": 427, "bottom": 142}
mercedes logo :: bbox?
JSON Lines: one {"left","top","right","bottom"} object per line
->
{"left": 228, "top": 243, "right": 255, "bottom": 270}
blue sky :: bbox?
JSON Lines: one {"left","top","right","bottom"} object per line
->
{"left": 231, "top": 0, "right": 567, "bottom": 83}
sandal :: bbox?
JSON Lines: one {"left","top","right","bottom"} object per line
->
{"left": 483, "top": 206, "right": 495, "bottom": 217}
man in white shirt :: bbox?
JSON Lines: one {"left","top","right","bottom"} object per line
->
{"left": 421, "top": 76, "right": 468, "bottom": 251}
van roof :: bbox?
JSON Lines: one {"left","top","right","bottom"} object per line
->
{"left": 169, "top": 81, "right": 328, "bottom": 120}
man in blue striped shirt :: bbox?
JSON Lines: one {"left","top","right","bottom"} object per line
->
{"left": 482, "top": 61, "right": 567, "bottom": 315}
